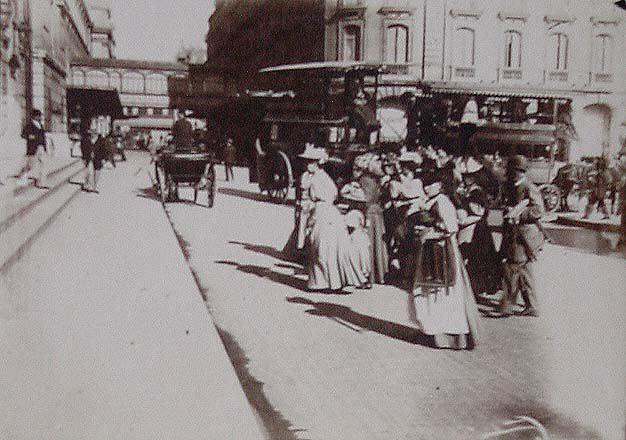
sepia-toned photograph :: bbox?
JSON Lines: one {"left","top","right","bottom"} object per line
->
{"left": 1, "top": 0, "right": 624, "bottom": 439}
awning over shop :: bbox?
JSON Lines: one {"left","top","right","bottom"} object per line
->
{"left": 66, "top": 87, "right": 123, "bottom": 118}
{"left": 114, "top": 117, "right": 173, "bottom": 130}
{"left": 426, "top": 83, "right": 572, "bottom": 101}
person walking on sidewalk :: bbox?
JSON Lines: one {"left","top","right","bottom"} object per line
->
{"left": 80, "top": 131, "right": 104, "bottom": 193}
{"left": 583, "top": 157, "right": 611, "bottom": 220}
{"left": 497, "top": 155, "right": 546, "bottom": 317}
{"left": 15, "top": 109, "right": 49, "bottom": 189}
{"left": 223, "top": 138, "right": 236, "bottom": 181}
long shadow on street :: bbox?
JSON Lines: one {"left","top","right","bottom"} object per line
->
{"left": 287, "top": 297, "right": 435, "bottom": 348}
{"left": 215, "top": 260, "right": 309, "bottom": 292}
{"left": 219, "top": 187, "right": 295, "bottom": 206}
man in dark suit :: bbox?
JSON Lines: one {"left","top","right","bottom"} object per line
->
{"left": 16, "top": 109, "right": 49, "bottom": 188}
{"left": 498, "top": 155, "right": 546, "bottom": 317}
{"left": 171, "top": 111, "right": 194, "bottom": 151}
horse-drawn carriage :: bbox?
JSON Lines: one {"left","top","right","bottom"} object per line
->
{"left": 252, "top": 62, "right": 397, "bottom": 202}
{"left": 154, "top": 143, "right": 216, "bottom": 207}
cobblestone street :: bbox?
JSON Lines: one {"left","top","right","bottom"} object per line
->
{"left": 163, "top": 156, "right": 625, "bottom": 440}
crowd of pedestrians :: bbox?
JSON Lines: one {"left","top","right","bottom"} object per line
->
{"left": 286, "top": 142, "right": 560, "bottom": 350}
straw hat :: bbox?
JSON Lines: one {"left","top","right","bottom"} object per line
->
{"left": 299, "top": 143, "right": 328, "bottom": 163}
{"left": 457, "top": 156, "right": 484, "bottom": 175}
{"left": 340, "top": 182, "right": 366, "bottom": 203}
{"left": 398, "top": 151, "right": 422, "bottom": 164}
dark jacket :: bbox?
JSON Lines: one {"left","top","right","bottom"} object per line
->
{"left": 21, "top": 121, "right": 46, "bottom": 156}
{"left": 93, "top": 136, "right": 107, "bottom": 170}
{"left": 172, "top": 118, "right": 194, "bottom": 149}
{"left": 501, "top": 177, "right": 546, "bottom": 263}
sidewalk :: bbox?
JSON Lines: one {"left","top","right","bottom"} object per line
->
{"left": 0, "top": 152, "right": 264, "bottom": 439}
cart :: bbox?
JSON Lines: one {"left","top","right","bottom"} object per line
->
{"left": 252, "top": 62, "right": 396, "bottom": 202}
{"left": 155, "top": 152, "right": 216, "bottom": 207}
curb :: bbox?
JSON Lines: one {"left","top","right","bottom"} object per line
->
{"left": 555, "top": 215, "right": 620, "bottom": 233}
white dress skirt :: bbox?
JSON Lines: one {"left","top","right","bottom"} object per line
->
{"left": 410, "top": 194, "right": 481, "bottom": 349}
{"left": 306, "top": 169, "right": 367, "bottom": 290}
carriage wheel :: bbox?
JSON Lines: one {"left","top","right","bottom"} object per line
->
{"left": 269, "top": 186, "right": 289, "bottom": 203}
{"left": 539, "top": 184, "right": 561, "bottom": 213}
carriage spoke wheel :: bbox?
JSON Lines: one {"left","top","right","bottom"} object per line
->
{"left": 269, "top": 186, "right": 288, "bottom": 203}
{"left": 539, "top": 184, "right": 561, "bottom": 213}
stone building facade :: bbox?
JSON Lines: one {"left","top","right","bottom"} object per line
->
{"left": 324, "top": 0, "right": 625, "bottom": 159}
{"left": 29, "top": 0, "right": 93, "bottom": 132}
{"left": 206, "top": 0, "right": 326, "bottom": 88}
{"left": 203, "top": 0, "right": 625, "bottom": 159}
{"left": 69, "top": 57, "right": 187, "bottom": 137}
{"left": 86, "top": 0, "right": 114, "bottom": 59}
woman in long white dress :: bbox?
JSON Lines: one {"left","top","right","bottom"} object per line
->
{"left": 301, "top": 146, "right": 367, "bottom": 292}
{"left": 410, "top": 171, "right": 480, "bottom": 349}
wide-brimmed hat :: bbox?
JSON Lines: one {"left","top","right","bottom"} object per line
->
{"left": 299, "top": 143, "right": 328, "bottom": 163}
{"left": 340, "top": 182, "right": 366, "bottom": 203}
{"left": 458, "top": 157, "right": 484, "bottom": 175}
{"left": 398, "top": 151, "right": 423, "bottom": 164}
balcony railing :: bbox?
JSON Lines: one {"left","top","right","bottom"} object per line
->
{"left": 546, "top": 70, "right": 568, "bottom": 82}
{"left": 501, "top": 68, "right": 522, "bottom": 80}
{"left": 594, "top": 72, "right": 613, "bottom": 83}
{"left": 453, "top": 66, "right": 476, "bottom": 79}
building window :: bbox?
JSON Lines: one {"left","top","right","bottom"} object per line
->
{"left": 109, "top": 72, "right": 121, "bottom": 91}
{"left": 122, "top": 72, "right": 144, "bottom": 94}
{"left": 593, "top": 34, "right": 612, "bottom": 73}
{"left": 146, "top": 108, "right": 154, "bottom": 116}
{"left": 549, "top": 33, "right": 568, "bottom": 70}
{"left": 72, "top": 70, "right": 85, "bottom": 86}
{"left": 385, "top": 25, "right": 409, "bottom": 63}
{"left": 123, "top": 107, "right": 128, "bottom": 116}
{"left": 131, "top": 107, "right": 139, "bottom": 116}
{"left": 161, "top": 108, "right": 169, "bottom": 116}
{"left": 86, "top": 70, "right": 109, "bottom": 89}
{"left": 504, "top": 31, "right": 522, "bottom": 68}
{"left": 454, "top": 27, "right": 475, "bottom": 67}
{"left": 145, "top": 74, "right": 168, "bottom": 94}
{"left": 340, "top": 25, "right": 361, "bottom": 61}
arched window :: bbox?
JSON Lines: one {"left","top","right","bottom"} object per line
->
{"left": 122, "top": 72, "right": 144, "bottom": 93}
{"left": 594, "top": 34, "right": 613, "bottom": 73}
{"left": 145, "top": 73, "right": 168, "bottom": 94}
{"left": 385, "top": 24, "right": 409, "bottom": 63}
{"left": 86, "top": 70, "right": 108, "bottom": 89}
{"left": 341, "top": 25, "right": 361, "bottom": 61}
{"left": 109, "top": 72, "right": 121, "bottom": 91}
{"left": 548, "top": 33, "right": 568, "bottom": 70}
{"left": 504, "top": 31, "right": 522, "bottom": 68}
{"left": 454, "top": 27, "right": 475, "bottom": 67}
{"left": 72, "top": 70, "right": 85, "bottom": 86}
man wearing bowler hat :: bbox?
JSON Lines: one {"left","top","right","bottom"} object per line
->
{"left": 498, "top": 155, "right": 546, "bottom": 317}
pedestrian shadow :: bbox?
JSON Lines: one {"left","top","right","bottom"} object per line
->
{"left": 215, "top": 260, "right": 309, "bottom": 292}
{"left": 135, "top": 186, "right": 160, "bottom": 202}
{"left": 286, "top": 296, "right": 435, "bottom": 348}
{"left": 229, "top": 240, "right": 295, "bottom": 264}
{"left": 218, "top": 187, "right": 295, "bottom": 206}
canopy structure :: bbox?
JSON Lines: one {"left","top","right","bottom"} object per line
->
{"left": 66, "top": 87, "right": 123, "bottom": 118}
{"left": 427, "top": 82, "right": 572, "bottom": 101}
{"left": 259, "top": 61, "right": 412, "bottom": 77}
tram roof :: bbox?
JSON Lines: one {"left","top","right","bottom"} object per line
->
{"left": 259, "top": 61, "right": 409, "bottom": 76}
